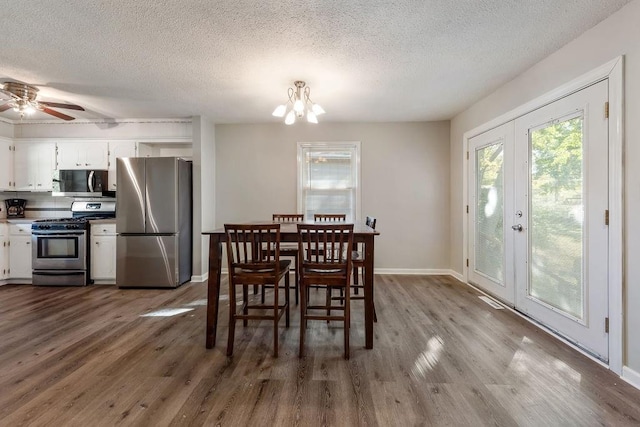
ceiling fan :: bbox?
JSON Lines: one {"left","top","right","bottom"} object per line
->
{"left": 0, "top": 82, "right": 84, "bottom": 121}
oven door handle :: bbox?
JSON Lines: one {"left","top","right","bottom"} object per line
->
{"left": 33, "top": 232, "right": 86, "bottom": 237}
{"left": 88, "top": 170, "right": 95, "bottom": 192}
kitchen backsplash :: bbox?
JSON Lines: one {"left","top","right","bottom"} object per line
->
{"left": 0, "top": 192, "right": 75, "bottom": 219}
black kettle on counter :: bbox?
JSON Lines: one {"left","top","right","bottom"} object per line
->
{"left": 4, "top": 199, "right": 27, "bottom": 218}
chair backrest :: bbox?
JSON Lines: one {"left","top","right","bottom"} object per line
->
{"left": 314, "top": 213, "right": 346, "bottom": 222}
{"left": 273, "top": 214, "right": 304, "bottom": 222}
{"left": 297, "top": 223, "right": 354, "bottom": 278}
{"left": 365, "top": 216, "right": 377, "bottom": 229}
{"left": 224, "top": 224, "right": 281, "bottom": 275}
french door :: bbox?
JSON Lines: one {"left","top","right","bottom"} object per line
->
{"left": 468, "top": 80, "right": 609, "bottom": 361}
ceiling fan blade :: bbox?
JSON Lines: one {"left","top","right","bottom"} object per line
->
{"left": 0, "top": 88, "right": 16, "bottom": 101}
{"left": 41, "top": 107, "right": 75, "bottom": 121}
{"left": 0, "top": 103, "right": 12, "bottom": 112}
{"left": 38, "top": 101, "right": 85, "bottom": 111}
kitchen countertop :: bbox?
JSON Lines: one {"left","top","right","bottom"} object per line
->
{"left": 88, "top": 218, "right": 116, "bottom": 224}
{"left": 0, "top": 218, "right": 35, "bottom": 224}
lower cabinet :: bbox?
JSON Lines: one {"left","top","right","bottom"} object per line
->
{"left": 91, "top": 223, "right": 116, "bottom": 283}
{"left": 0, "top": 224, "right": 9, "bottom": 280}
{"left": 9, "top": 232, "right": 32, "bottom": 279}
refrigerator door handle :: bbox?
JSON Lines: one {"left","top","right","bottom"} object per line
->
{"left": 88, "top": 171, "right": 95, "bottom": 192}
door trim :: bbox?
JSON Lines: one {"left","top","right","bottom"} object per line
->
{"left": 462, "top": 56, "right": 623, "bottom": 375}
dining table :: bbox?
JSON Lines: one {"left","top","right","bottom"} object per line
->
{"left": 202, "top": 220, "right": 380, "bottom": 349}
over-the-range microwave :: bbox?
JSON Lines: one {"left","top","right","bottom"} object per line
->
{"left": 52, "top": 169, "right": 113, "bottom": 197}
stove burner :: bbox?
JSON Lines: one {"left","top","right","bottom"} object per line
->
{"left": 34, "top": 217, "right": 87, "bottom": 223}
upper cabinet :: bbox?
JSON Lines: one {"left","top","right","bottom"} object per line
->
{"left": 57, "top": 141, "right": 109, "bottom": 170}
{"left": 0, "top": 139, "right": 13, "bottom": 191}
{"left": 107, "top": 141, "right": 137, "bottom": 191}
{"left": 14, "top": 141, "right": 56, "bottom": 191}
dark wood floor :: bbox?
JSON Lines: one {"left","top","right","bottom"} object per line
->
{"left": 0, "top": 275, "right": 639, "bottom": 426}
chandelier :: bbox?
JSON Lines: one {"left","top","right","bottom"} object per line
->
{"left": 272, "top": 81, "right": 325, "bottom": 125}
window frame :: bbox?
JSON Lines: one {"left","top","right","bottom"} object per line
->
{"left": 296, "top": 141, "right": 362, "bottom": 222}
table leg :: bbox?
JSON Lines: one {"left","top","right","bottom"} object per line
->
{"left": 364, "top": 235, "right": 374, "bottom": 349}
{"left": 206, "top": 238, "right": 222, "bottom": 348}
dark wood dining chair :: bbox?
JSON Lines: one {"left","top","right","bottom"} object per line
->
{"left": 314, "top": 213, "right": 346, "bottom": 222}
{"left": 272, "top": 213, "right": 303, "bottom": 304}
{"left": 297, "top": 223, "right": 354, "bottom": 359}
{"left": 310, "top": 214, "right": 346, "bottom": 297}
{"left": 225, "top": 224, "right": 290, "bottom": 357}
{"left": 351, "top": 216, "right": 377, "bottom": 322}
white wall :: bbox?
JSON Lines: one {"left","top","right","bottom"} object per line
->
{"left": 0, "top": 120, "right": 13, "bottom": 138}
{"left": 192, "top": 116, "right": 216, "bottom": 278}
{"left": 215, "top": 121, "right": 450, "bottom": 271}
{"left": 450, "top": 0, "right": 640, "bottom": 372}
{"left": 14, "top": 119, "right": 191, "bottom": 139}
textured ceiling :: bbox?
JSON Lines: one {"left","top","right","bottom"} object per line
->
{"left": 0, "top": 0, "right": 632, "bottom": 124}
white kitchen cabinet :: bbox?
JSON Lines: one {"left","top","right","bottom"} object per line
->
{"left": 8, "top": 223, "right": 32, "bottom": 279}
{"left": 0, "top": 139, "right": 14, "bottom": 191}
{"left": 107, "top": 141, "right": 137, "bottom": 191}
{"left": 90, "top": 223, "right": 116, "bottom": 282}
{"left": 0, "top": 224, "right": 9, "bottom": 280}
{"left": 14, "top": 142, "right": 56, "bottom": 191}
{"left": 57, "top": 141, "right": 109, "bottom": 170}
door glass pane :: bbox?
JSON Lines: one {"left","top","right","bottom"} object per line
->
{"left": 38, "top": 237, "right": 78, "bottom": 258}
{"left": 475, "top": 142, "right": 504, "bottom": 283}
{"left": 529, "top": 116, "right": 584, "bottom": 319}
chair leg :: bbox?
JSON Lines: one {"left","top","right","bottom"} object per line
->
{"left": 299, "top": 283, "right": 306, "bottom": 358}
{"left": 294, "top": 253, "right": 299, "bottom": 305}
{"left": 242, "top": 285, "right": 249, "bottom": 327}
{"left": 344, "top": 285, "right": 350, "bottom": 359}
{"left": 353, "top": 265, "right": 359, "bottom": 289}
{"left": 273, "top": 280, "right": 279, "bottom": 357}
{"left": 227, "top": 284, "right": 236, "bottom": 356}
{"left": 326, "top": 287, "right": 331, "bottom": 323}
{"left": 285, "top": 273, "right": 290, "bottom": 327}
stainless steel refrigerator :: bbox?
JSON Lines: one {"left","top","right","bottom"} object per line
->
{"left": 116, "top": 157, "right": 192, "bottom": 288}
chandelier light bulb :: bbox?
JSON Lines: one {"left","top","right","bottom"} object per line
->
{"left": 285, "top": 110, "right": 296, "bottom": 125}
{"left": 273, "top": 81, "right": 325, "bottom": 124}
{"left": 272, "top": 104, "right": 287, "bottom": 117}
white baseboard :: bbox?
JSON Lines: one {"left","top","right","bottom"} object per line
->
{"left": 190, "top": 273, "right": 208, "bottom": 283}
{"left": 622, "top": 366, "right": 640, "bottom": 390}
{"left": 375, "top": 268, "right": 457, "bottom": 276}
{"left": 92, "top": 280, "right": 115, "bottom": 285}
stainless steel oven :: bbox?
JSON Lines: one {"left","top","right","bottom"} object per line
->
{"left": 31, "top": 201, "right": 116, "bottom": 286}
{"left": 32, "top": 225, "right": 88, "bottom": 286}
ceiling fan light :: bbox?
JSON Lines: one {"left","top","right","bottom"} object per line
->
{"left": 272, "top": 104, "right": 287, "bottom": 117}
{"left": 312, "top": 103, "right": 325, "bottom": 115}
{"left": 24, "top": 104, "right": 36, "bottom": 115}
{"left": 285, "top": 110, "right": 296, "bottom": 125}
{"left": 307, "top": 111, "right": 318, "bottom": 124}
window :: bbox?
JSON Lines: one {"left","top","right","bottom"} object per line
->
{"left": 297, "top": 141, "right": 361, "bottom": 222}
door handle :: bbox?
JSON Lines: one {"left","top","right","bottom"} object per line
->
{"left": 88, "top": 171, "right": 95, "bottom": 192}
{"left": 511, "top": 224, "right": 523, "bottom": 232}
